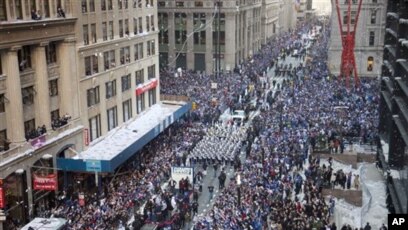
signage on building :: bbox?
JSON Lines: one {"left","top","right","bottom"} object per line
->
{"left": 86, "top": 160, "right": 102, "bottom": 172}
{"left": 83, "top": 128, "right": 89, "bottom": 146}
{"left": 135, "top": 79, "right": 158, "bottom": 96}
{"left": 33, "top": 173, "right": 58, "bottom": 191}
{"left": 0, "top": 179, "right": 5, "bottom": 208}
{"left": 171, "top": 166, "right": 194, "bottom": 189}
{"left": 30, "top": 135, "right": 46, "bottom": 149}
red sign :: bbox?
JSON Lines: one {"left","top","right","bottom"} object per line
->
{"left": 83, "top": 128, "right": 89, "bottom": 146}
{"left": 0, "top": 187, "right": 5, "bottom": 208}
{"left": 33, "top": 173, "right": 58, "bottom": 191}
{"left": 136, "top": 79, "right": 158, "bottom": 96}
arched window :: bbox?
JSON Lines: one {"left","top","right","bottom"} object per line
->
{"left": 367, "top": 56, "right": 374, "bottom": 71}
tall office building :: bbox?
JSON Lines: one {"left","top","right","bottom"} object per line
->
{"left": 328, "top": 0, "right": 387, "bottom": 78}
{"left": 158, "top": 0, "right": 294, "bottom": 73}
{"left": 378, "top": 0, "right": 408, "bottom": 214}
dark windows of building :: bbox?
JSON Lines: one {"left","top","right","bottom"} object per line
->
{"left": 193, "top": 13, "right": 206, "bottom": 45}
{"left": 84, "top": 55, "right": 99, "bottom": 76}
{"left": 49, "top": 79, "right": 58, "bottom": 96}
{"left": 147, "top": 40, "right": 155, "bottom": 56}
{"left": 123, "top": 99, "right": 132, "bottom": 122}
{"left": 91, "top": 23, "right": 97, "bottom": 43}
{"left": 343, "top": 11, "right": 356, "bottom": 24}
{"left": 102, "top": 22, "right": 108, "bottom": 41}
{"left": 106, "top": 80, "right": 117, "bottom": 98}
{"left": 195, "top": 1, "right": 203, "bottom": 7}
{"left": 147, "top": 64, "right": 155, "bottom": 79}
{"left": 120, "top": 46, "right": 130, "bottom": 64}
{"left": 134, "top": 43, "right": 144, "bottom": 61}
{"left": 148, "top": 88, "right": 156, "bottom": 106}
{"left": 158, "top": 1, "right": 165, "bottom": 7}
{"left": 118, "top": 0, "right": 123, "bottom": 9}
{"left": 135, "top": 69, "right": 144, "bottom": 85}
{"left": 109, "top": 21, "right": 114, "bottom": 40}
{"left": 175, "top": 13, "right": 187, "bottom": 44}
{"left": 87, "top": 86, "right": 100, "bottom": 107}
{"left": 89, "top": 0, "right": 95, "bottom": 12}
{"left": 0, "top": 94, "right": 5, "bottom": 113}
{"left": 0, "top": 56, "right": 2, "bottom": 75}
{"left": 45, "top": 42, "right": 57, "bottom": 64}
{"left": 82, "top": 0, "right": 87, "bottom": 13}
{"left": 83, "top": 24, "right": 89, "bottom": 45}
{"left": 18, "top": 46, "right": 32, "bottom": 71}
{"left": 22, "top": 86, "right": 34, "bottom": 105}
{"left": 51, "top": 109, "right": 59, "bottom": 121}
{"left": 159, "top": 13, "right": 169, "bottom": 44}
{"left": 133, "top": 17, "right": 138, "bottom": 35}
{"left": 150, "top": 15, "right": 155, "bottom": 31}
{"left": 146, "top": 0, "right": 153, "bottom": 7}
{"left": 121, "top": 74, "right": 131, "bottom": 91}
{"left": 146, "top": 16, "right": 150, "bottom": 32}
{"left": 107, "top": 106, "right": 118, "bottom": 130}
{"left": 0, "top": 0, "right": 7, "bottom": 21}
{"left": 104, "top": 50, "right": 116, "bottom": 70}
{"left": 0, "top": 129, "right": 7, "bottom": 150}
{"left": 108, "top": 0, "right": 113, "bottom": 10}
{"left": 89, "top": 114, "right": 101, "bottom": 141}
{"left": 367, "top": 56, "right": 374, "bottom": 71}
{"left": 176, "top": 1, "right": 184, "bottom": 7}
{"left": 102, "top": 0, "right": 107, "bottom": 10}
{"left": 125, "top": 19, "right": 129, "bottom": 36}
{"left": 24, "top": 119, "right": 35, "bottom": 137}
{"left": 138, "top": 17, "right": 143, "bottom": 33}
{"left": 369, "top": 31, "right": 375, "bottom": 46}
{"left": 371, "top": 10, "right": 376, "bottom": 24}
{"left": 124, "top": 0, "right": 129, "bottom": 8}
{"left": 136, "top": 92, "right": 145, "bottom": 113}
{"left": 138, "top": 0, "right": 142, "bottom": 8}
{"left": 119, "top": 19, "right": 124, "bottom": 37}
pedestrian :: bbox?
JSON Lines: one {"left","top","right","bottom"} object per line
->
{"left": 208, "top": 185, "right": 214, "bottom": 202}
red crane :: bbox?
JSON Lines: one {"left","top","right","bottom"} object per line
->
{"left": 334, "top": 0, "right": 363, "bottom": 87}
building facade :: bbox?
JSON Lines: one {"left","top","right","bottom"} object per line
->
{"left": 0, "top": 0, "right": 83, "bottom": 225}
{"left": 328, "top": 0, "right": 387, "bottom": 78}
{"left": 279, "top": 0, "right": 298, "bottom": 33}
{"left": 379, "top": 0, "right": 408, "bottom": 214}
{"left": 73, "top": 0, "right": 160, "bottom": 142}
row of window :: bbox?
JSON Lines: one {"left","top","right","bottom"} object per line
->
{"left": 83, "top": 15, "right": 155, "bottom": 45}
{"left": 84, "top": 40, "right": 156, "bottom": 76}
{"left": 16, "top": 43, "right": 57, "bottom": 72}
{"left": 88, "top": 89, "right": 156, "bottom": 141}
{"left": 81, "top": 0, "right": 154, "bottom": 13}
{"left": 0, "top": 0, "right": 55, "bottom": 21}
{"left": 342, "top": 9, "right": 377, "bottom": 25}
{"left": 86, "top": 66, "right": 155, "bottom": 107}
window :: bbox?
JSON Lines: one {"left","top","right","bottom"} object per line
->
{"left": 18, "top": 46, "right": 32, "bottom": 71}
{"left": 108, "top": 0, "right": 113, "bottom": 10}
{"left": 118, "top": 0, "right": 123, "bottom": 9}
{"left": 133, "top": 18, "right": 138, "bottom": 35}
{"left": 44, "top": 0, "right": 50, "bottom": 17}
{"left": 83, "top": 25, "right": 89, "bottom": 45}
{"left": 106, "top": 80, "right": 117, "bottom": 99}
{"left": 124, "top": 19, "right": 129, "bottom": 36}
{"left": 371, "top": 10, "right": 376, "bottom": 24}
{"left": 45, "top": 42, "right": 57, "bottom": 64}
{"left": 175, "top": 13, "right": 187, "bottom": 45}
{"left": 91, "top": 23, "right": 97, "bottom": 43}
{"left": 136, "top": 93, "right": 145, "bottom": 113}
{"left": 24, "top": 119, "right": 35, "bottom": 137}
{"left": 147, "top": 40, "right": 155, "bottom": 56}
{"left": 0, "top": 129, "right": 7, "bottom": 149}
{"left": 194, "top": 31, "right": 206, "bottom": 45}
{"left": 159, "top": 13, "right": 169, "bottom": 44}
{"left": 107, "top": 106, "right": 118, "bottom": 130}
{"left": 22, "top": 86, "right": 34, "bottom": 105}
{"left": 82, "top": 0, "right": 87, "bottom": 13}
{"left": 135, "top": 69, "right": 144, "bottom": 85}
{"left": 0, "top": 0, "right": 7, "bottom": 21}
{"left": 0, "top": 56, "right": 2, "bottom": 75}
{"left": 101, "top": 0, "right": 106, "bottom": 10}
{"left": 195, "top": 1, "right": 203, "bottom": 7}
{"left": 120, "top": 47, "right": 130, "bottom": 64}
{"left": 138, "top": 17, "right": 143, "bottom": 33}
{"left": 49, "top": 79, "right": 58, "bottom": 96}
{"left": 193, "top": 13, "right": 206, "bottom": 45}
{"left": 369, "top": 31, "right": 375, "bottom": 46}
{"left": 367, "top": 57, "right": 374, "bottom": 71}
{"left": 104, "top": 50, "right": 116, "bottom": 70}
{"left": 124, "top": 0, "right": 129, "bottom": 8}
{"left": 89, "top": 0, "right": 95, "bottom": 12}
{"left": 123, "top": 99, "right": 132, "bottom": 122}
{"left": 147, "top": 65, "right": 155, "bottom": 79}
{"left": 0, "top": 94, "right": 5, "bottom": 113}
{"left": 84, "top": 55, "right": 99, "bottom": 76}
{"left": 51, "top": 109, "right": 59, "bottom": 121}
{"left": 146, "top": 16, "right": 150, "bottom": 32}
{"left": 15, "top": 0, "right": 22, "bottom": 19}
{"left": 176, "top": 2, "right": 184, "bottom": 7}
{"left": 122, "top": 74, "right": 131, "bottom": 91}
{"left": 158, "top": 1, "right": 165, "bottom": 7}
{"left": 151, "top": 15, "right": 155, "bottom": 31}
{"left": 134, "top": 43, "right": 144, "bottom": 60}
{"left": 87, "top": 86, "right": 100, "bottom": 107}
{"left": 89, "top": 114, "right": 101, "bottom": 141}
{"left": 343, "top": 11, "right": 356, "bottom": 24}
{"left": 109, "top": 21, "right": 114, "bottom": 40}
{"left": 119, "top": 19, "right": 124, "bottom": 37}
{"left": 102, "top": 22, "right": 108, "bottom": 41}
{"left": 148, "top": 88, "right": 156, "bottom": 106}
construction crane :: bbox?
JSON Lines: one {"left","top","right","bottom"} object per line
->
{"left": 334, "top": 0, "right": 363, "bottom": 87}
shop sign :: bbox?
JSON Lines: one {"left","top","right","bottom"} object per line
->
{"left": 86, "top": 160, "right": 102, "bottom": 172}
{"left": 135, "top": 79, "right": 158, "bottom": 96}
{"left": 0, "top": 187, "right": 5, "bottom": 208}
{"left": 83, "top": 128, "right": 89, "bottom": 146}
{"left": 33, "top": 173, "right": 58, "bottom": 191}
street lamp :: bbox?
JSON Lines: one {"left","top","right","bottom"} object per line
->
{"left": 236, "top": 173, "right": 241, "bottom": 206}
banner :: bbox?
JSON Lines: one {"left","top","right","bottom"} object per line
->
{"left": 136, "top": 79, "right": 158, "bottom": 96}
{"left": 33, "top": 173, "right": 58, "bottom": 191}
{"left": 0, "top": 186, "right": 5, "bottom": 209}
{"left": 30, "top": 134, "right": 46, "bottom": 149}
{"left": 83, "top": 128, "right": 89, "bottom": 146}
{"left": 171, "top": 167, "right": 194, "bottom": 189}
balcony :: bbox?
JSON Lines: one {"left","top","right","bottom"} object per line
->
{"left": 0, "top": 119, "right": 83, "bottom": 167}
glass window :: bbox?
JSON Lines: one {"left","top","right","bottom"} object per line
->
{"left": 176, "top": 1, "right": 184, "bottom": 7}
{"left": 369, "top": 31, "right": 375, "bottom": 46}
{"left": 84, "top": 55, "right": 99, "bottom": 76}
{"left": 109, "top": 21, "right": 114, "bottom": 40}
{"left": 101, "top": 0, "right": 106, "bottom": 10}
{"left": 121, "top": 74, "right": 131, "bottom": 91}
{"left": 120, "top": 47, "right": 130, "bottom": 64}
{"left": 104, "top": 50, "right": 116, "bottom": 70}
{"left": 146, "top": 16, "right": 150, "bottom": 32}
{"left": 138, "top": 0, "right": 142, "bottom": 8}
{"left": 367, "top": 57, "right": 374, "bottom": 72}
{"left": 81, "top": 0, "right": 87, "bottom": 13}
{"left": 0, "top": 94, "right": 5, "bottom": 113}
{"left": 89, "top": 114, "right": 101, "bottom": 141}
{"left": 22, "top": 86, "right": 34, "bottom": 105}
{"left": 24, "top": 119, "right": 36, "bottom": 138}
{"left": 147, "top": 64, "right": 155, "bottom": 79}
{"left": 108, "top": 0, "right": 113, "bottom": 10}
{"left": 87, "top": 86, "right": 100, "bottom": 107}
{"left": 45, "top": 42, "right": 57, "bottom": 64}
{"left": 371, "top": 10, "right": 376, "bottom": 24}
{"left": 195, "top": 1, "right": 203, "bottom": 7}
{"left": 147, "top": 40, "right": 155, "bottom": 56}
{"left": 123, "top": 99, "right": 132, "bottom": 122}
{"left": 102, "top": 22, "right": 108, "bottom": 41}
{"left": 44, "top": 0, "right": 50, "bottom": 17}
{"left": 18, "top": 46, "right": 32, "bottom": 71}
{"left": 138, "top": 17, "right": 143, "bottom": 33}
{"left": 91, "top": 23, "right": 97, "bottom": 43}
{"left": 148, "top": 88, "right": 156, "bottom": 106}
{"left": 136, "top": 93, "right": 145, "bottom": 113}
{"left": 135, "top": 69, "right": 144, "bottom": 85}
{"left": 118, "top": 0, "right": 123, "bottom": 9}
{"left": 107, "top": 106, "right": 118, "bottom": 131}
{"left": 134, "top": 43, "right": 144, "bottom": 61}
{"left": 51, "top": 109, "right": 59, "bottom": 121}
{"left": 15, "top": 0, "right": 22, "bottom": 19}
{"left": 119, "top": 19, "right": 124, "bottom": 37}
{"left": 106, "top": 80, "right": 117, "bottom": 99}
{"left": 0, "top": 0, "right": 7, "bottom": 21}
{"left": 0, "top": 56, "right": 2, "bottom": 75}
{"left": 133, "top": 18, "right": 138, "bottom": 35}
{"left": 151, "top": 15, "right": 155, "bottom": 31}
{"left": 83, "top": 25, "right": 89, "bottom": 45}
{"left": 49, "top": 79, "right": 58, "bottom": 96}
{"left": 158, "top": 2, "right": 165, "bottom": 7}
{"left": 89, "top": 0, "right": 95, "bottom": 12}
{"left": 125, "top": 19, "right": 129, "bottom": 36}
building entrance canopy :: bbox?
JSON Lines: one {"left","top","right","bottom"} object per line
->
{"left": 57, "top": 102, "right": 191, "bottom": 173}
